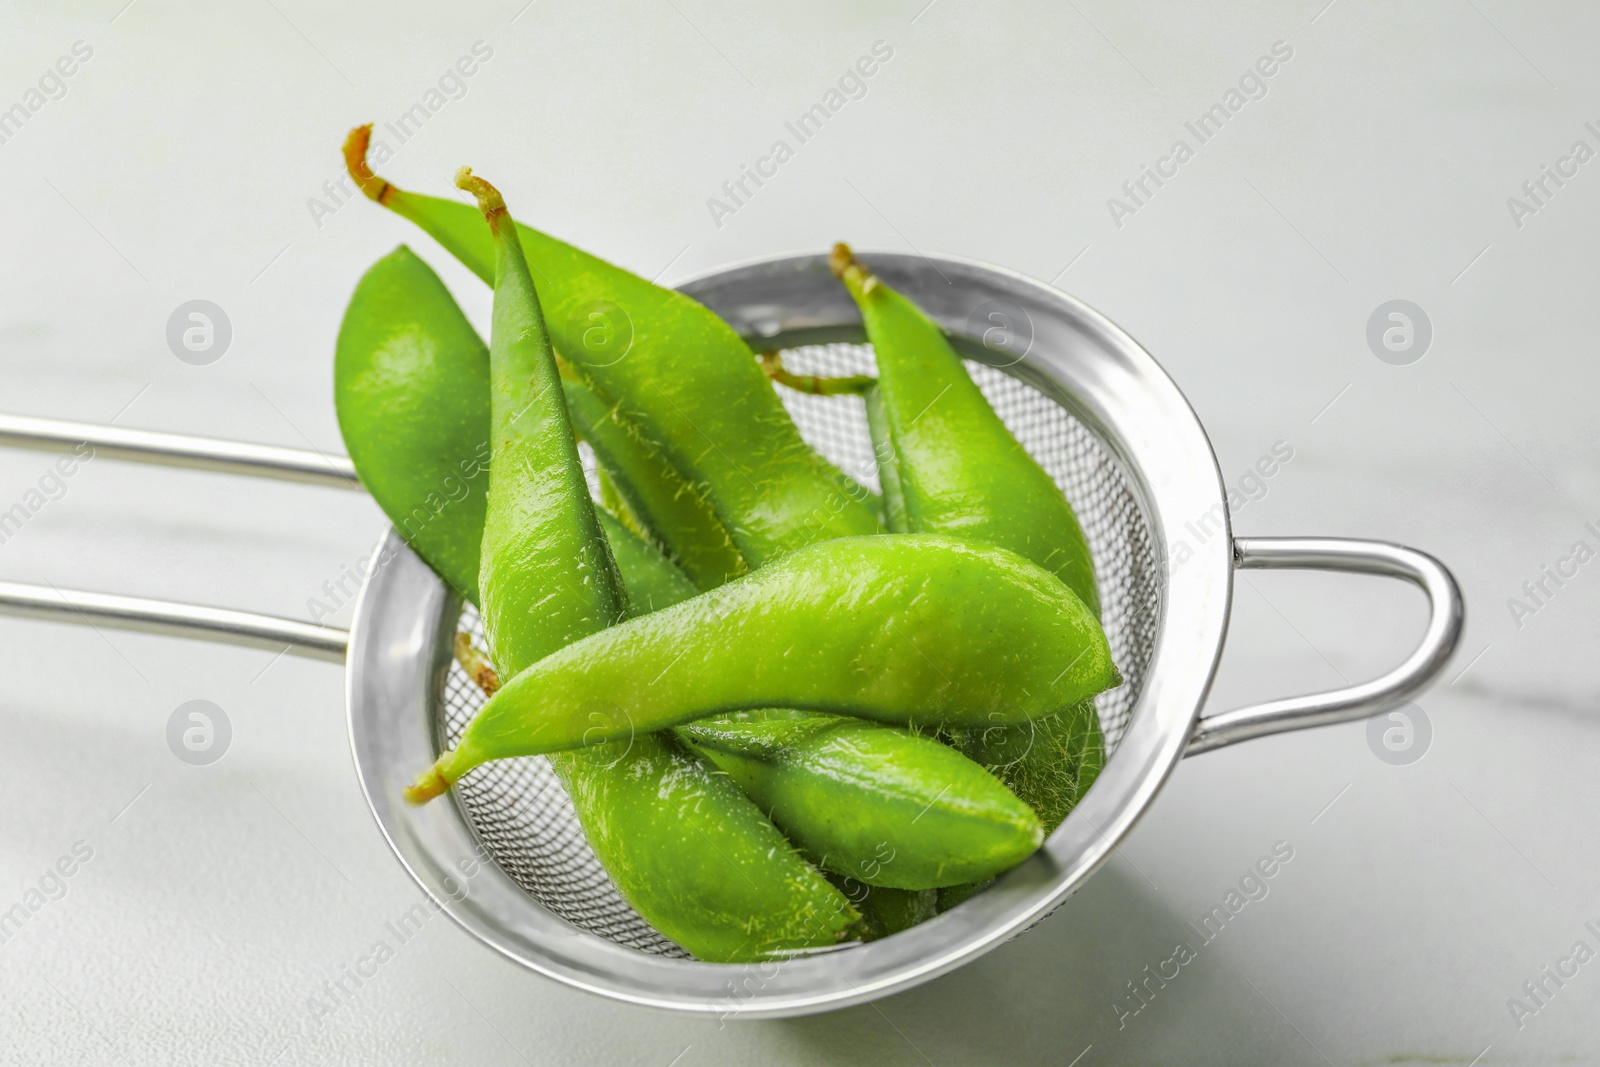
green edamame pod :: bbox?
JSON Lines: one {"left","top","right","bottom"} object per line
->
{"left": 561, "top": 368, "right": 744, "bottom": 589}
{"left": 833, "top": 244, "right": 1108, "bottom": 834}
{"left": 334, "top": 245, "right": 491, "bottom": 603}
{"left": 408, "top": 534, "right": 1119, "bottom": 793}
{"left": 460, "top": 169, "right": 626, "bottom": 665}
{"left": 345, "top": 127, "right": 882, "bottom": 570}
{"left": 677, "top": 712, "right": 1043, "bottom": 889}
{"left": 452, "top": 168, "right": 855, "bottom": 961}
{"left": 831, "top": 243, "right": 1098, "bottom": 615}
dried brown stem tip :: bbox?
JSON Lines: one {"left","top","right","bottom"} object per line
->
{"left": 828, "top": 241, "right": 877, "bottom": 292}
{"left": 342, "top": 124, "right": 389, "bottom": 202}
{"left": 454, "top": 167, "right": 506, "bottom": 222}
{"left": 403, "top": 765, "right": 451, "bottom": 806}
{"left": 827, "top": 241, "right": 858, "bottom": 279}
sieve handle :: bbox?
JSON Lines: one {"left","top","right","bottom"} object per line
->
{"left": 1185, "top": 537, "right": 1463, "bottom": 756}
{"left": 0, "top": 580, "right": 348, "bottom": 662}
{"left": 0, "top": 413, "right": 360, "bottom": 490}
{"left": 0, "top": 415, "right": 356, "bottom": 660}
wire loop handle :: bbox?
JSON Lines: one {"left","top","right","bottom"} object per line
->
{"left": 1186, "top": 537, "right": 1464, "bottom": 756}
{"left": 0, "top": 414, "right": 355, "bottom": 659}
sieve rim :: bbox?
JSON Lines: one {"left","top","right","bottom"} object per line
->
{"left": 347, "top": 250, "right": 1235, "bottom": 1018}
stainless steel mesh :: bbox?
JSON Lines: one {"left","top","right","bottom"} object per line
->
{"left": 439, "top": 342, "right": 1161, "bottom": 956}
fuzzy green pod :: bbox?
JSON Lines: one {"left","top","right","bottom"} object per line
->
{"left": 678, "top": 712, "right": 1044, "bottom": 889}
{"left": 459, "top": 169, "right": 626, "bottom": 671}
{"left": 833, "top": 244, "right": 1110, "bottom": 835}
{"left": 334, "top": 245, "right": 491, "bottom": 603}
{"left": 833, "top": 243, "right": 1098, "bottom": 615}
{"left": 414, "top": 534, "right": 1119, "bottom": 786}
{"left": 409, "top": 170, "right": 855, "bottom": 961}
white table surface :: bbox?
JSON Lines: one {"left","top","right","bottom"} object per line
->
{"left": 1, "top": 1, "right": 1597, "bottom": 1063}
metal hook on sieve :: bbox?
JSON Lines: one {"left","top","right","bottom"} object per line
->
{"left": 1185, "top": 537, "right": 1464, "bottom": 756}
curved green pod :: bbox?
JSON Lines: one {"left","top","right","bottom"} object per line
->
{"left": 439, "top": 170, "right": 855, "bottom": 961}
{"left": 834, "top": 244, "right": 1109, "bottom": 838}
{"left": 334, "top": 244, "right": 491, "bottom": 604}
{"left": 833, "top": 244, "right": 1098, "bottom": 616}
{"left": 344, "top": 127, "right": 882, "bottom": 571}
{"left": 461, "top": 169, "right": 626, "bottom": 667}
{"left": 408, "top": 534, "right": 1117, "bottom": 795}
{"left": 678, "top": 712, "right": 1043, "bottom": 889}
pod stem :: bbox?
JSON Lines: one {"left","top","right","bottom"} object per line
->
{"left": 454, "top": 631, "right": 501, "bottom": 696}
{"left": 828, "top": 241, "right": 879, "bottom": 296}
{"left": 403, "top": 758, "right": 457, "bottom": 805}
{"left": 401, "top": 635, "right": 503, "bottom": 805}
{"left": 342, "top": 124, "right": 392, "bottom": 203}
{"left": 759, "top": 352, "right": 876, "bottom": 396}
{"left": 453, "top": 166, "right": 512, "bottom": 241}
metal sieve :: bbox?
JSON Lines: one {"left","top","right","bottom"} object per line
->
{"left": 0, "top": 251, "right": 1462, "bottom": 1017}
